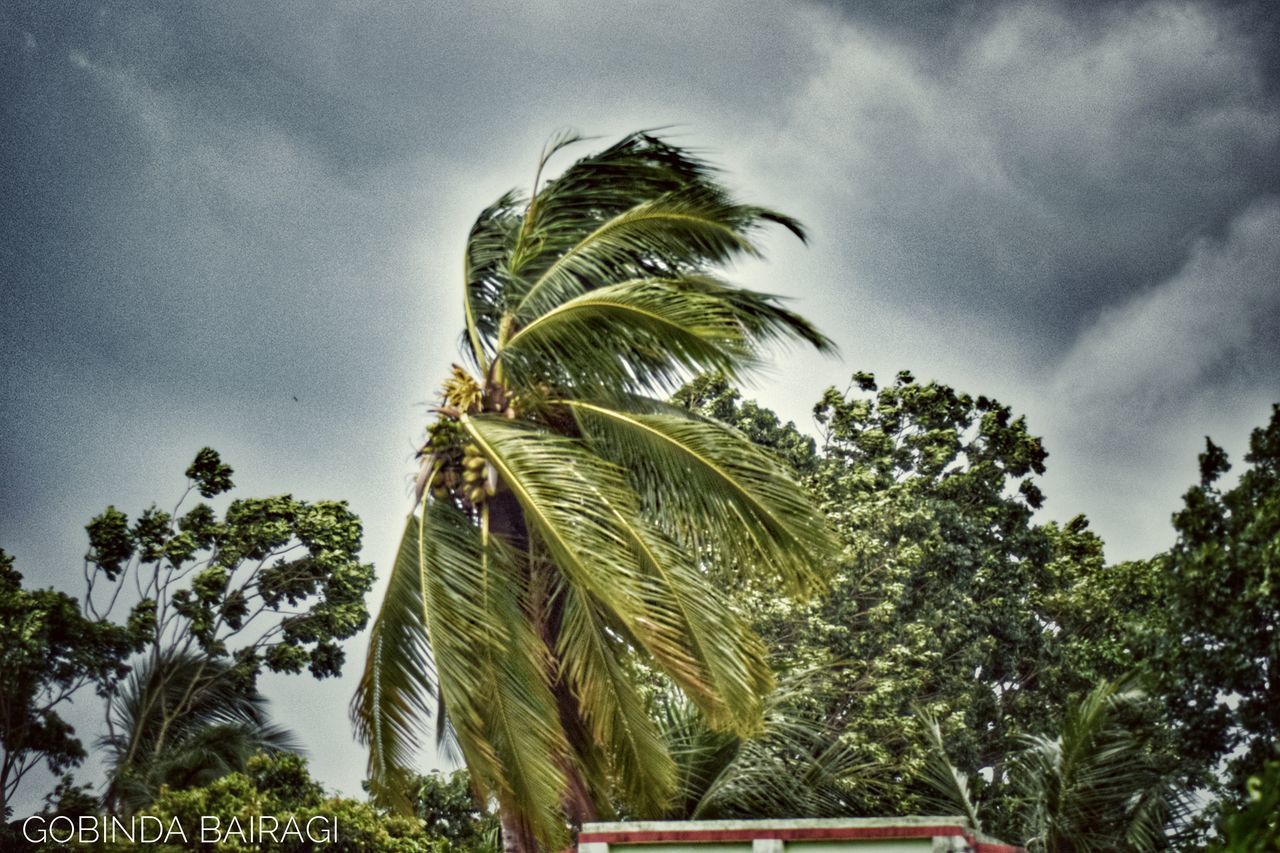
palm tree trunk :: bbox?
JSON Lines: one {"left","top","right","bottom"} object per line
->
{"left": 499, "top": 807, "right": 540, "bottom": 853}
{"left": 553, "top": 676, "right": 599, "bottom": 830}
{"left": 489, "top": 488, "right": 598, "bottom": 847}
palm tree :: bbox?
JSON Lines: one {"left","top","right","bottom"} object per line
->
{"left": 352, "top": 131, "right": 837, "bottom": 850}
{"left": 103, "top": 650, "right": 300, "bottom": 812}
{"left": 920, "top": 678, "right": 1185, "bottom": 851}
{"left": 650, "top": 671, "right": 872, "bottom": 821}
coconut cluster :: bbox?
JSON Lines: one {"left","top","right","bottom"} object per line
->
{"left": 414, "top": 364, "right": 526, "bottom": 509}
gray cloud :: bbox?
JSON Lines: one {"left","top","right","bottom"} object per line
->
{"left": 752, "top": 0, "right": 1280, "bottom": 352}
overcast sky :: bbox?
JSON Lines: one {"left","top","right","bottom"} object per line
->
{"left": 3, "top": 0, "right": 1278, "bottom": 814}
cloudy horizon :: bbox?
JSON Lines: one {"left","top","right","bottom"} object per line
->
{"left": 4, "top": 0, "right": 1278, "bottom": 816}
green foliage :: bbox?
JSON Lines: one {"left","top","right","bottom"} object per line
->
{"left": 354, "top": 131, "right": 835, "bottom": 850}
{"left": 81, "top": 449, "right": 375, "bottom": 810}
{"left": 103, "top": 650, "right": 301, "bottom": 812}
{"left": 680, "top": 373, "right": 1146, "bottom": 839}
{"left": 409, "top": 769, "right": 499, "bottom": 852}
{"left": 41, "top": 774, "right": 101, "bottom": 819}
{"left": 1154, "top": 405, "right": 1280, "bottom": 804}
{"left": 86, "top": 449, "right": 373, "bottom": 681}
{"left": 113, "top": 753, "right": 440, "bottom": 852}
{"left": 643, "top": 671, "right": 870, "bottom": 822}
{"left": 0, "top": 549, "right": 137, "bottom": 823}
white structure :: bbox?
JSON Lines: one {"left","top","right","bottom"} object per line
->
{"left": 578, "top": 817, "right": 1023, "bottom": 853}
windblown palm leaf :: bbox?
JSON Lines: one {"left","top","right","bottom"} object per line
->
{"left": 353, "top": 131, "right": 836, "bottom": 850}
{"left": 103, "top": 650, "right": 300, "bottom": 812}
{"left": 652, "top": 672, "right": 871, "bottom": 821}
{"left": 918, "top": 678, "right": 1185, "bottom": 851}
{"left": 917, "top": 713, "right": 985, "bottom": 833}
{"left": 1011, "top": 678, "right": 1182, "bottom": 852}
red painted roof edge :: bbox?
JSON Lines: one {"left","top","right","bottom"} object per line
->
{"left": 579, "top": 824, "right": 970, "bottom": 844}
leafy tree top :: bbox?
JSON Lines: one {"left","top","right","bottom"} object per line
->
{"left": 119, "top": 753, "right": 438, "bottom": 852}
{"left": 678, "top": 372, "right": 1146, "bottom": 840}
{"left": 84, "top": 448, "right": 374, "bottom": 685}
{"left": 1156, "top": 403, "right": 1280, "bottom": 799}
{"left": 79, "top": 449, "right": 374, "bottom": 813}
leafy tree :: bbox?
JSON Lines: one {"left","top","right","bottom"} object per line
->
{"left": 920, "top": 678, "right": 1184, "bottom": 851}
{"left": 1153, "top": 404, "right": 1280, "bottom": 804}
{"left": 679, "top": 372, "right": 1146, "bottom": 837}
{"left": 114, "top": 752, "right": 438, "bottom": 852}
{"left": 82, "top": 448, "right": 375, "bottom": 811}
{"left": 103, "top": 650, "right": 300, "bottom": 811}
{"left": 352, "top": 131, "right": 836, "bottom": 851}
{"left": 41, "top": 773, "right": 101, "bottom": 820}
{"left": 409, "top": 769, "right": 499, "bottom": 852}
{"left": 0, "top": 549, "right": 137, "bottom": 827}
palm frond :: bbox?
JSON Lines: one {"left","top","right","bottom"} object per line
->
{"left": 568, "top": 399, "right": 836, "bottom": 594}
{"left": 501, "top": 278, "right": 755, "bottom": 395}
{"left": 351, "top": 515, "right": 438, "bottom": 811}
{"left": 416, "top": 501, "right": 571, "bottom": 850}
{"left": 460, "top": 416, "right": 695, "bottom": 674}
{"left": 557, "top": 584, "right": 677, "bottom": 816}
{"left": 606, "top": 510, "right": 772, "bottom": 734}
{"left": 103, "top": 649, "right": 300, "bottom": 812}
{"left": 465, "top": 414, "right": 777, "bottom": 738}
{"left": 917, "top": 712, "right": 984, "bottom": 833}
{"left": 1009, "top": 677, "right": 1182, "bottom": 851}
{"left": 656, "top": 671, "right": 866, "bottom": 821}
{"left": 501, "top": 275, "right": 831, "bottom": 397}
{"left": 511, "top": 187, "right": 773, "bottom": 325}
{"left": 510, "top": 132, "right": 796, "bottom": 286}
{"left": 462, "top": 190, "right": 524, "bottom": 368}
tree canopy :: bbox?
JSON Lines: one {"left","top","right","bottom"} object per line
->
{"left": 1150, "top": 404, "right": 1280, "bottom": 810}
{"left": 81, "top": 448, "right": 374, "bottom": 811}
{"left": 677, "top": 372, "right": 1170, "bottom": 841}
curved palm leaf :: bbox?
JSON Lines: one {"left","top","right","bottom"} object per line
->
{"left": 918, "top": 678, "right": 1185, "bottom": 851}
{"left": 417, "top": 501, "right": 571, "bottom": 850}
{"left": 352, "top": 515, "right": 438, "bottom": 812}
{"left": 558, "top": 584, "right": 676, "bottom": 816}
{"left": 604, "top": 507, "right": 772, "bottom": 733}
{"left": 568, "top": 399, "right": 835, "bottom": 593}
{"left": 466, "top": 413, "right": 774, "bottom": 733}
{"left": 917, "top": 713, "right": 984, "bottom": 833}
{"left": 103, "top": 650, "right": 300, "bottom": 812}
{"left": 500, "top": 275, "right": 828, "bottom": 398}
{"left": 510, "top": 188, "right": 767, "bottom": 323}
{"left": 652, "top": 671, "right": 869, "bottom": 821}
{"left": 1011, "top": 678, "right": 1181, "bottom": 852}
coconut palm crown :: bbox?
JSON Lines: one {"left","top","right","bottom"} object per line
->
{"left": 352, "top": 131, "right": 838, "bottom": 850}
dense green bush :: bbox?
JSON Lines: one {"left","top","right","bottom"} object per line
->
{"left": 106, "top": 754, "right": 440, "bottom": 852}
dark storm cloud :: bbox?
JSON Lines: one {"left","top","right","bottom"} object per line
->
{"left": 0, "top": 0, "right": 829, "bottom": 502}
{"left": 732, "top": 0, "right": 1280, "bottom": 559}
{"left": 818, "top": 0, "right": 1280, "bottom": 77}
{"left": 4, "top": 0, "right": 824, "bottom": 170}
{"left": 775, "top": 0, "right": 1280, "bottom": 353}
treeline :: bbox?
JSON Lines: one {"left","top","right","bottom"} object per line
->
{"left": 3, "top": 372, "right": 1277, "bottom": 850}
{"left": 668, "top": 371, "right": 1279, "bottom": 848}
